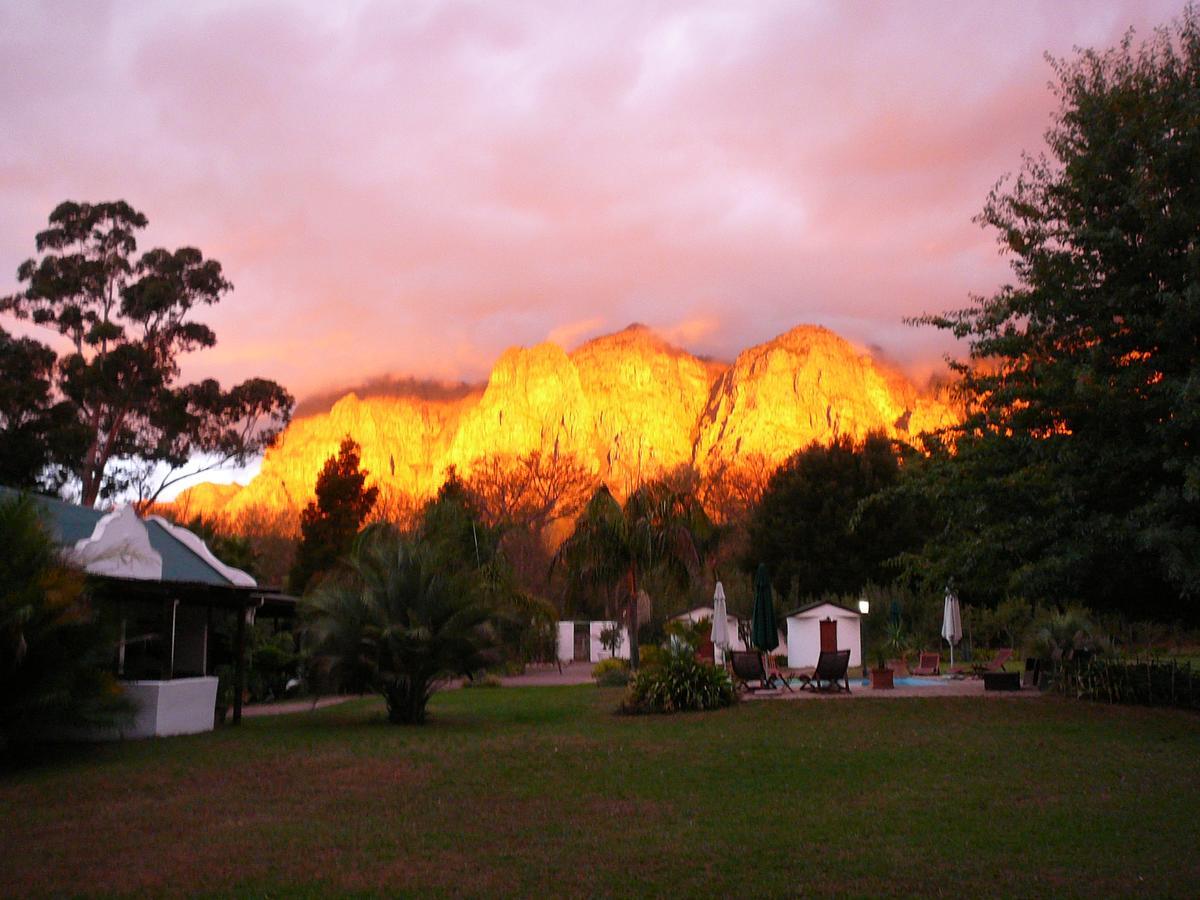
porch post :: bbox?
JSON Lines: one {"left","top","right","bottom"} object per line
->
{"left": 162, "top": 598, "right": 179, "bottom": 680}
{"left": 233, "top": 603, "right": 247, "bottom": 725}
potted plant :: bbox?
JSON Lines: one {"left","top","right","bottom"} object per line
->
{"left": 870, "top": 646, "right": 894, "bottom": 689}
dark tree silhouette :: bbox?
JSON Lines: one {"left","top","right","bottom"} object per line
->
{"left": 288, "top": 437, "right": 378, "bottom": 594}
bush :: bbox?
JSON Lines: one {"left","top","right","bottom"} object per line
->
{"left": 638, "top": 644, "right": 665, "bottom": 670}
{"left": 1055, "top": 657, "right": 1199, "bottom": 710}
{"left": 464, "top": 673, "right": 503, "bottom": 689}
{"left": 592, "top": 657, "right": 630, "bottom": 687}
{"left": 1, "top": 496, "right": 131, "bottom": 743}
{"left": 620, "top": 639, "right": 735, "bottom": 714}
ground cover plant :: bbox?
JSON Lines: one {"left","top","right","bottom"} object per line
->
{"left": 3, "top": 687, "right": 1199, "bottom": 896}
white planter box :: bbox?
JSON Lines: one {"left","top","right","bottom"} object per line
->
{"left": 120, "top": 676, "right": 219, "bottom": 738}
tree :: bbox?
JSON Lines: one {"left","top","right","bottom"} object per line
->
{"left": 746, "top": 433, "right": 925, "bottom": 599}
{"left": 0, "top": 327, "right": 81, "bottom": 491}
{"left": 0, "top": 201, "right": 293, "bottom": 505}
{"left": 554, "top": 481, "right": 707, "bottom": 669}
{"left": 462, "top": 449, "right": 597, "bottom": 600}
{"left": 1, "top": 494, "right": 131, "bottom": 744}
{"left": 302, "top": 525, "right": 495, "bottom": 724}
{"left": 288, "top": 437, "right": 379, "bottom": 594}
{"left": 911, "top": 10, "right": 1200, "bottom": 619}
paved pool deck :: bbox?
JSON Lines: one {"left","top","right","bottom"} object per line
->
{"left": 743, "top": 675, "right": 1036, "bottom": 700}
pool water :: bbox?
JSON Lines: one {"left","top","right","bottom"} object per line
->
{"left": 858, "top": 676, "right": 946, "bottom": 688}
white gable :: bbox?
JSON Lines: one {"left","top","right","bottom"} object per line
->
{"left": 787, "top": 602, "right": 862, "bottom": 620}
{"left": 71, "top": 506, "right": 163, "bottom": 580}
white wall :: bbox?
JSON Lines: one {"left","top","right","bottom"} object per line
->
{"left": 126, "top": 677, "right": 220, "bottom": 738}
{"left": 786, "top": 610, "right": 862, "bottom": 670}
{"left": 556, "top": 621, "right": 631, "bottom": 662}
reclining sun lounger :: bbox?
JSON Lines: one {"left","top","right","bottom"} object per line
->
{"left": 796, "top": 649, "right": 852, "bottom": 694}
{"left": 912, "top": 652, "right": 941, "bottom": 676}
{"left": 953, "top": 647, "right": 1013, "bottom": 678}
{"left": 730, "top": 651, "right": 792, "bottom": 692}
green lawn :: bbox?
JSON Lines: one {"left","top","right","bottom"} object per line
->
{"left": 3, "top": 687, "right": 1200, "bottom": 897}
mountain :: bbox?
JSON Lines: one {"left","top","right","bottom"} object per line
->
{"left": 173, "top": 323, "right": 955, "bottom": 520}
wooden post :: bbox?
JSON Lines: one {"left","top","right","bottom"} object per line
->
{"left": 233, "top": 604, "right": 246, "bottom": 725}
{"left": 163, "top": 599, "right": 179, "bottom": 680}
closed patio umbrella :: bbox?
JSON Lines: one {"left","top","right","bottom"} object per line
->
{"left": 751, "top": 565, "right": 779, "bottom": 654}
{"left": 942, "top": 587, "right": 963, "bottom": 669}
{"left": 710, "top": 581, "right": 729, "bottom": 660}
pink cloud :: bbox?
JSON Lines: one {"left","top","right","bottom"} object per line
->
{"left": 0, "top": 0, "right": 1185, "bottom": 403}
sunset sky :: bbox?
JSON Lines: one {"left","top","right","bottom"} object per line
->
{"left": 0, "top": 0, "right": 1185, "bottom": 405}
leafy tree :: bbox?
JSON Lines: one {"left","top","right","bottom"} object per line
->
{"left": 0, "top": 328, "right": 80, "bottom": 491}
{"left": 0, "top": 201, "right": 293, "bottom": 506}
{"left": 462, "top": 449, "right": 597, "bottom": 601}
{"left": 418, "top": 470, "right": 554, "bottom": 668}
{"left": 554, "top": 481, "right": 707, "bottom": 669}
{"left": 911, "top": 10, "right": 1200, "bottom": 619}
{"left": 303, "top": 525, "right": 495, "bottom": 724}
{"left": 747, "top": 432, "right": 926, "bottom": 599}
{"left": 288, "top": 437, "right": 379, "bottom": 594}
{"left": 0, "top": 494, "right": 130, "bottom": 744}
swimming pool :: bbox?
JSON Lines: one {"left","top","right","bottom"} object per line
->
{"left": 857, "top": 676, "right": 946, "bottom": 688}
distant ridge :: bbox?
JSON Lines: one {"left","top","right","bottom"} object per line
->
{"left": 175, "top": 323, "right": 956, "bottom": 519}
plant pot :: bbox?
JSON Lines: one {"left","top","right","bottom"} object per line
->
{"left": 870, "top": 668, "right": 894, "bottom": 689}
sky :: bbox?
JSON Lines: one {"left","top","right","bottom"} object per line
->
{"left": 0, "top": 0, "right": 1186, "bottom": 408}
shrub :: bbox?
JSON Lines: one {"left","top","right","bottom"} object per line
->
{"left": 464, "top": 674, "right": 503, "bottom": 689}
{"left": 620, "top": 639, "right": 735, "bottom": 714}
{"left": 638, "top": 644, "right": 665, "bottom": 670}
{"left": 1054, "top": 657, "right": 1200, "bottom": 710}
{"left": 592, "top": 657, "right": 630, "bottom": 686}
{"left": 1, "top": 496, "right": 131, "bottom": 743}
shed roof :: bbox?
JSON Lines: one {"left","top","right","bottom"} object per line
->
{"left": 784, "top": 600, "right": 863, "bottom": 619}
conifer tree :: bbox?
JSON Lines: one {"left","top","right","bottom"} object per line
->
{"left": 288, "top": 437, "right": 378, "bottom": 594}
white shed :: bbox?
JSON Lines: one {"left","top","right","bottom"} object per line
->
{"left": 671, "top": 606, "right": 748, "bottom": 663}
{"left": 785, "top": 602, "right": 864, "bottom": 671}
{"left": 556, "top": 621, "right": 631, "bottom": 664}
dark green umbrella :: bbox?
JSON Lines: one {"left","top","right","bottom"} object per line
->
{"left": 751, "top": 564, "right": 779, "bottom": 653}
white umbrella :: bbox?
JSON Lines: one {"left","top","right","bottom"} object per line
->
{"left": 710, "top": 581, "right": 729, "bottom": 662}
{"left": 941, "top": 587, "right": 963, "bottom": 669}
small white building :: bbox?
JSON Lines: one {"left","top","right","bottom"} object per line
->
{"left": 556, "top": 620, "right": 631, "bottom": 664}
{"left": 671, "top": 606, "right": 747, "bottom": 663}
{"left": 785, "top": 601, "right": 864, "bottom": 671}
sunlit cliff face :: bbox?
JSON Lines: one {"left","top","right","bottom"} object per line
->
{"left": 174, "top": 323, "right": 957, "bottom": 521}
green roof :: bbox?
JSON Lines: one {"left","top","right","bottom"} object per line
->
{"left": 1, "top": 486, "right": 242, "bottom": 588}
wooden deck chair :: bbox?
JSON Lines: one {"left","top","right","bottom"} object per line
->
{"left": 954, "top": 647, "right": 1013, "bottom": 677}
{"left": 796, "top": 649, "right": 852, "bottom": 693}
{"left": 912, "top": 652, "right": 941, "bottom": 676}
{"left": 729, "top": 651, "right": 771, "bottom": 692}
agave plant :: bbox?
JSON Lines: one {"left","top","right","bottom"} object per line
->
{"left": 303, "top": 525, "right": 496, "bottom": 724}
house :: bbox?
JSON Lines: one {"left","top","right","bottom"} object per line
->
{"left": 670, "top": 606, "right": 748, "bottom": 663}
{"left": 6, "top": 488, "right": 294, "bottom": 738}
{"left": 555, "top": 621, "right": 631, "bottom": 664}
{"left": 785, "top": 601, "right": 864, "bottom": 671}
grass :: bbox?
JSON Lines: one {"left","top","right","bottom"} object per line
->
{"left": 3, "top": 688, "right": 1200, "bottom": 897}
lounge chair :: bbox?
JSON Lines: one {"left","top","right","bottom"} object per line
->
{"left": 730, "top": 651, "right": 772, "bottom": 692}
{"left": 730, "top": 651, "right": 792, "bottom": 692}
{"left": 953, "top": 647, "right": 1013, "bottom": 678}
{"left": 796, "top": 649, "right": 852, "bottom": 693}
{"left": 912, "top": 652, "right": 941, "bottom": 676}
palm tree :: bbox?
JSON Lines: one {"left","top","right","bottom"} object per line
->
{"left": 554, "top": 482, "right": 708, "bottom": 669}
{"left": 303, "top": 525, "right": 495, "bottom": 724}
